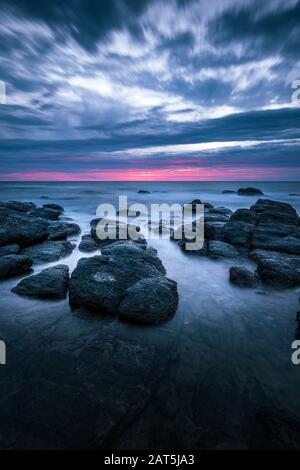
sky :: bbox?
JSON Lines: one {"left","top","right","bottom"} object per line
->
{"left": 0, "top": 0, "right": 300, "bottom": 181}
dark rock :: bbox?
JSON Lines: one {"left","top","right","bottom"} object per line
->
{"left": 12, "top": 265, "right": 69, "bottom": 299}
{"left": 296, "top": 311, "right": 300, "bottom": 323}
{"left": 119, "top": 277, "right": 178, "bottom": 324}
{"left": 178, "top": 235, "right": 208, "bottom": 255}
{"left": 208, "top": 207, "right": 232, "bottom": 216}
{"left": 0, "top": 255, "right": 32, "bottom": 279}
{"left": 204, "top": 221, "right": 226, "bottom": 241}
{"left": 237, "top": 187, "right": 264, "bottom": 195}
{"left": 29, "top": 207, "right": 61, "bottom": 220}
{"left": 222, "top": 190, "right": 236, "bottom": 194}
{"left": 229, "top": 266, "right": 259, "bottom": 287}
{"left": 256, "top": 258, "right": 300, "bottom": 288}
{"left": 79, "top": 234, "right": 99, "bottom": 252}
{"left": 252, "top": 405, "right": 300, "bottom": 449}
{"left": 91, "top": 219, "right": 144, "bottom": 247}
{"left": 21, "top": 240, "right": 74, "bottom": 264}
{"left": 137, "top": 190, "right": 151, "bottom": 194}
{"left": 42, "top": 203, "right": 64, "bottom": 212}
{"left": 0, "top": 244, "right": 20, "bottom": 256}
{"left": 187, "top": 199, "right": 214, "bottom": 211}
{"left": 230, "top": 208, "right": 258, "bottom": 224}
{"left": 250, "top": 249, "right": 300, "bottom": 269}
{"left": 0, "top": 200, "right": 36, "bottom": 213}
{"left": 0, "top": 211, "right": 49, "bottom": 246}
{"left": 209, "top": 240, "right": 239, "bottom": 259}
{"left": 251, "top": 199, "right": 298, "bottom": 221}
{"left": 223, "top": 220, "right": 254, "bottom": 247}
{"left": 47, "top": 221, "right": 80, "bottom": 240}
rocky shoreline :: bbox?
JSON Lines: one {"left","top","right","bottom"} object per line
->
{"left": 1, "top": 191, "right": 300, "bottom": 325}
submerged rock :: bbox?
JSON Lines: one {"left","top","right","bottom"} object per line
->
{"left": 21, "top": 240, "right": 74, "bottom": 264}
{"left": 119, "top": 277, "right": 178, "bottom": 324}
{"left": 47, "top": 221, "right": 80, "bottom": 240}
{"left": 229, "top": 266, "right": 259, "bottom": 287}
{"left": 209, "top": 240, "right": 239, "bottom": 259}
{"left": 137, "top": 190, "right": 151, "bottom": 194}
{"left": 12, "top": 265, "right": 69, "bottom": 299}
{"left": 222, "top": 189, "right": 236, "bottom": 194}
{"left": 69, "top": 240, "right": 178, "bottom": 323}
{"left": 0, "top": 255, "right": 32, "bottom": 279}
{"left": 79, "top": 234, "right": 99, "bottom": 252}
{"left": 0, "top": 244, "right": 20, "bottom": 256}
{"left": 237, "top": 187, "right": 264, "bottom": 195}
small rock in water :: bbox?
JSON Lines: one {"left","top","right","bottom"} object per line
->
{"left": 229, "top": 266, "right": 259, "bottom": 287}
{"left": 237, "top": 187, "right": 264, "bottom": 195}
{"left": 137, "top": 190, "right": 151, "bottom": 194}
{"left": 79, "top": 234, "right": 99, "bottom": 252}
{"left": 42, "top": 203, "right": 64, "bottom": 212}
{"left": 21, "top": 240, "right": 74, "bottom": 263}
{"left": 222, "top": 190, "right": 236, "bottom": 194}
{"left": 0, "top": 255, "right": 32, "bottom": 279}
{"left": 12, "top": 265, "right": 69, "bottom": 299}
{"left": 47, "top": 221, "right": 80, "bottom": 240}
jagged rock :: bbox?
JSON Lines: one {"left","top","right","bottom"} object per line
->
{"left": 256, "top": 258, "right": 300, "bottom": 288}
{"left": 0, "top": 244, "right": 20, "bottom": 256}
{"left": 47, "top": 221, "right": 80, "bottom": 240}
{"left": 0, "top": 255, "right": 32, "bottom": 279}
{"left": 79, "top": 234, "right": 99, "bottom": 252}
{"left": 204, "top": 221, "right": 226, "bottom": 241}
{"left": 0, "top": 211, "right": 49, "bottom": 246}
{"left": 230, "top": 208, "right": 258, "bottom": 224}
{"left": 21, "top": 240, "right": 73, "bottom": 264}
{"left": 209, "top": 240, "right": 239, "bottom": 259}
{"left": 223, "top": 220, "right": 254, "bottom": 247}
{"left": 29, "top": 207, "right": 61, "bottom": 220}
{"left": 42, "top": 203, "right": 64, "bottom": 212}
{"left": 119, "top": 277, "right": 178, "bottom": 324}
{"left": 237, "top": 187, "right": 264, "bottom": 195}
{"left": 12, "top": 265, "right": 69, "bottom": 299}
{"left": 69, "top": 240, "right": 177, "bottom": 323}
{"left": 229, "top": 266, "right": 259, "bottom": 287}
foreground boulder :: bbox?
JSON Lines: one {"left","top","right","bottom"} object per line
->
{"left": 209, "top": 240, "right": 239, "bottom": 259}
{"left": 29, "top": 207, "right": 61, "bottom": 220}
{"left": 12, "top": 265, "right": 69, "bottom": 299}
{"left": 0, "top": 200, "right": 36, "bottom": 213}
{"left": 229, "top": 266, "right": 259, "bottom": 287}
{"left": 118, "top": 277, "right": 178, "bottom": 324}
{"left": 21, "top": 240, "right": 73, "bottom": 264}
{"left": 0, "top": 255, "right": 32, "bottom": 279}
{"left": 69, "top": 241, "right": 178, "bottom": 324}
{"left": 0, "top": 211, "right": 49, "bottom": 246}
{"left": 47, "top": 221, "right": 80, "bottom": 240}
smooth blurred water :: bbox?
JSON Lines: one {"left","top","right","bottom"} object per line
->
{"left": 0, "top": 181, "right": 300, "bottom": 449}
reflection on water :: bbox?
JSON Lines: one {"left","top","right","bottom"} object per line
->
{"left": 0, "top": 181, "right": 300, "bottom": 449}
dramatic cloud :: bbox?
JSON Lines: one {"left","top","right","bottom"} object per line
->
{"left": 0, "top": 0, "right": 299, "bottom": 180}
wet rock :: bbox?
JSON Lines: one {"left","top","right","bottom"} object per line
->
{"left": 119, "top": 277, "right": 178, "bottom": 324}
{"left": 230, "top": 208, "right": 258, "bottom": 224}
{"left": 237, "top": 187, "right": 264, "bottom": 195}
{"left": 21, "top": 240, "right": 73, "bottom": 264}
{"left": 0, "top": 255, "right": 32, "bottom": 279}
{"left": 186, "top": 199, "right": 214, "bottom": 211}
{"left": 69, "top": 241, "right": 177, "bottom": 324}
{"left": 208, "top": 207, "right": 232, "bottom": 216}
{"left": 138, "top": 190, "right": 151, "bottom": 194}
{"left": 223, "top": 220, "right": 254, "bottom": 247}
{"left": 204, "top": 221, "right": 226, "bottom": 241}
{"left": 12, "top": 265, "right": 69, "bottom": 299}
{"left": 47, "top": 221, "right": 80, "bottom": 241}
{"left": 229, "top": 266, "right": 259, "bottom": 287}
{"left": 250, "top": 199, "right": 298, "bottom": 224}
{"left": 256, "top": 258, "right": 300, "bottom": 288}
{"left": 29, "top": 207, "right": 61, "bottom": 220}
{"left": 42, "top": 203, "right": 64, "bottom": 212}
{"left": 252, "top": 405, "right": 300, "bottom": 449}
{"left": 178, "top": 236, "right": 208, "bottom": 255}
{"left": 79, "top": 234, "right": 99, "bottom": 252}
{"left": 0, "top": 211, "right": 49, "bottom": 246}
{"left": 91, "top": 219, "right": 144, "bottom": 247}
{"left": 250, "top": 249, "right": 300, "bottom": 269}
{"left": 209, "top": 240, "right": 239, "bottom": 259}
{"left": 0, "top": 244, "right": 20, "bottom": 256}
{"left": 0, "top": 200, "right": 36, "bottom": 213}
{"left": 204, "top": 207, "right": 232, "bottom": 223}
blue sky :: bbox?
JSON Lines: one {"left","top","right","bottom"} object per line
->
{"left": 0, "top": 0, "right": 300, "bottom": 180}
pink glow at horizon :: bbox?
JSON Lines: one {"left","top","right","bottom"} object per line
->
{"left": 0, "top": 166, "right": 296, "bottom": 181}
